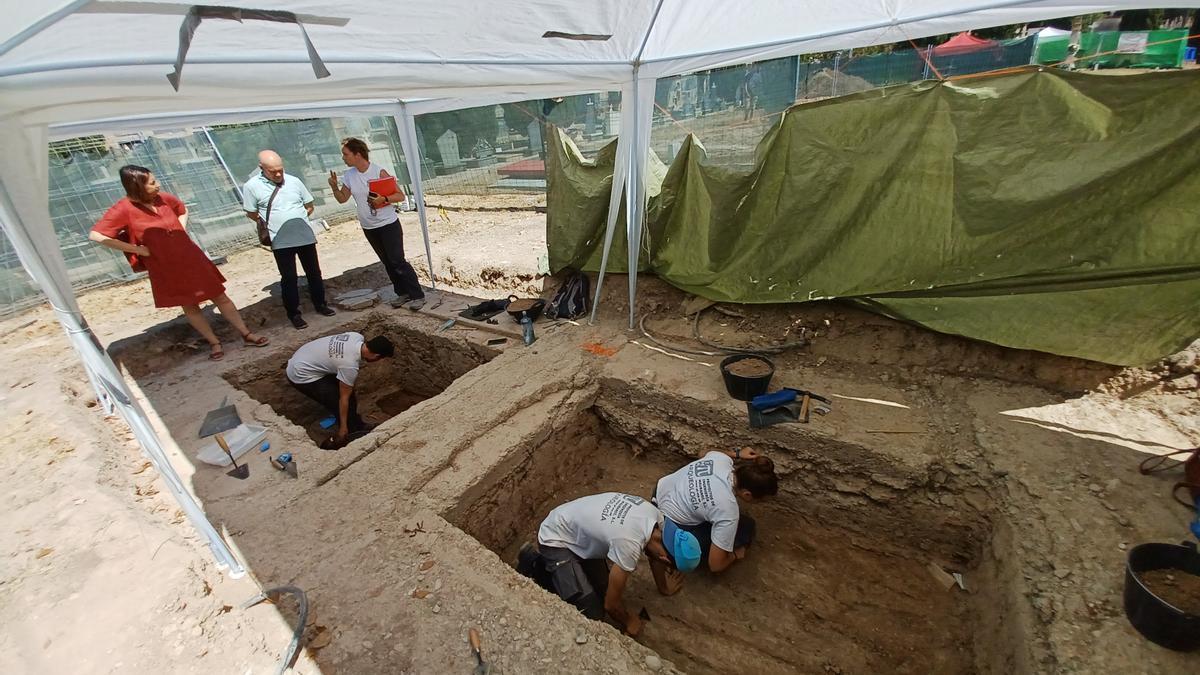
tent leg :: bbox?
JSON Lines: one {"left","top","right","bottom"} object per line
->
{"left": 0, "top": 177, "right": 245, "bottom": 578}
{"left": 395, "top": 106, "right": 436, "bottom": 292}
{"left": 588, "top": 82, "right": 634, "bottom": 326}
{"left": 626, "top": 74, "right": 656, "bottom": 331}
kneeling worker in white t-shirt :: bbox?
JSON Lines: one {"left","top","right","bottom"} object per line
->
{"left": 653, "top": 447, "right": 778, "bottom": 572}
{"left": 517, "top": 492, "right": 702, "bottom": 637}
{"left": 286, "top": 331, "right": 394, "bottom": 447}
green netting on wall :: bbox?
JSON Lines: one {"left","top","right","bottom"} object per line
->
{"left": 1035, "top": 30, "right": 1188, "bottom": 68}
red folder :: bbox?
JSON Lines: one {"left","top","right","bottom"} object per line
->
{"left": 368, "top": 176, "right": 399, "bottom": 197}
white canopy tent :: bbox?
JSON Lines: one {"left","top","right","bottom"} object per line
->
{"left": 0, "top": 1, "right": 1184, "bottom": 576}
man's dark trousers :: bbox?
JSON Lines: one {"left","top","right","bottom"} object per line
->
{"left": 289, "top": 375, "right": 366, "bottom": 432}
{"left": 273, "top": 243, "right": 327, "bottom": 318}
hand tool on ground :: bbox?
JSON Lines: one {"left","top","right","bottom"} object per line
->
{"left": 468, "top": 627, "right": 491, "bottom": 675}
{"left": 242, "top": 585, "right": 308, "bottom": 675}
{"left": 270, "top": 452, "right": 298, "bottom": 478}
{"left": 197, "top": 396, "right": 240, "bottom": 438}
{"left": 199, "top": 397, "right": 250, "bottom": 478}
{"left": 436, "top": 318, "right": 456, "bottom": 333}
{"left": 800, "top": 393, "right": 811, "bottom": 424}
{"left": 750, "top": 388, "right": 830, "bottom": 414}
{"left": 215, "top": 432, "right": 250, "bottom": 479}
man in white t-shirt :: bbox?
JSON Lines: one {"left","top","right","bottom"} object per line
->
{"left": 328, "top": 137, "right": 426, "bottom": 310}
{"left": 286, "top": 331, "right": 394, "bottom": 447}
{"left": 516, "top": 492, "right": 702, "bottom": 637}
{"left": 653, "top": 447, "right": 778, "bottom": 573}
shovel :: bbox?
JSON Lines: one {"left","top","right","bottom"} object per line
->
{"left": 215, "top": 433, "right": 250, "bottom": 480}
{"left": 468, "top": 627, "right": 491, "bottom": 675}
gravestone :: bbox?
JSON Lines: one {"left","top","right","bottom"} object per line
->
{"left": 436, "top": 129, "right": 462, "bottom": 170}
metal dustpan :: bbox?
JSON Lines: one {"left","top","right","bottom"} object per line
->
{"left": 200, "top": 399, "right": 249, "bottom": 480}
{"left": 199, "top": 400, "right": 242, "bottom": 438}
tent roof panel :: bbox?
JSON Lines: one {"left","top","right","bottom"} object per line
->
{"left": 2, "top": 1, "right": 1199, "bottom": 127}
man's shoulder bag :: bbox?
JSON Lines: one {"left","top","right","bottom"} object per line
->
{"left": 255, "top": 183, "right": 283, "bottom": 247}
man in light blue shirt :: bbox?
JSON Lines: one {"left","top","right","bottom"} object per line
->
{"left": 243, "top": 150, "right": 335, "bottom": 329}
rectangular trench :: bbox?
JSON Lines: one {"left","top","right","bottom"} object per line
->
{"left": 223, "top": 311, "right": 495, "bottom": 442}
{"left": 445, "top": 388, "right": 1021, "bottom": 674}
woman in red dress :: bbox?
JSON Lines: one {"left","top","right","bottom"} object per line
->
{"left": 89, "top": 165, "right": 268, "bottom": 360}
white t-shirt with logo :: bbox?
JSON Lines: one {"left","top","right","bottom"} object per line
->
{"left": 342, "top": 162, "right": 398, "bottom": 230}
{"left": 286, "top": 332, "right": 365, "bottom": 387}
{"left": 655, "top": 451, "right": 740, "bottom": 552}
{"left": 537, "top": 492, "right": 662, "bottom": 572}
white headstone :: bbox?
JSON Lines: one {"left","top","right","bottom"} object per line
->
{"left": 527, "top": 120, "right": 543, "bottom": 154}
{"left": 495, "top": 105, "right": 510, "bottom": 146}
{"left": 436, "top": 129, "right": 462, "bottom": 169}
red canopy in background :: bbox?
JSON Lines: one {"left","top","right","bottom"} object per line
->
{"left": 933, "top": 32, "right": 998, "bottom": 55}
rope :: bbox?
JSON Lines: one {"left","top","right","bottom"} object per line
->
{"left": 908, "top": 39, "right": 944, "bottom": 80}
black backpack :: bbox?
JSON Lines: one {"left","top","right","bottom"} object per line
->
{"left": 546, "top": 271, "right": 589, "bottom": 320}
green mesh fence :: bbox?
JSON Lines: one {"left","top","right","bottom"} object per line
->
{"left": 1035, "top": 29, "right": 1188, "bottom": 68}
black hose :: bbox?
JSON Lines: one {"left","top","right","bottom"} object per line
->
{"left": 242, "top": 585, "right": 308, "bottom": 674}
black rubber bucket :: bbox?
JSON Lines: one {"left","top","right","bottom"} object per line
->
{"left": 1123, "top": 540, "right": 1200, "bottom": 651}
{"left": 719, "top": 354, "right": 775, "bottom": 401}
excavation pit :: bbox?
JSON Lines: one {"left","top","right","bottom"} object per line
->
{"left": 224, "top": 312, "right": 494, "bottom": 442}
{"left": 448, "top": 396, "right": 1015, "bottom": 674}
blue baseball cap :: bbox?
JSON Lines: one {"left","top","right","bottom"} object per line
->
{"left": 662, "top": 518, "right": 702, "bottom": 572}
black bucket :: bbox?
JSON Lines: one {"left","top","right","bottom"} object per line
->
{"left": 1123, "top": 540, "right": 1200, "bottom": 651}
{"left": 719, "top": 354, "right": 775, "bottom": 401}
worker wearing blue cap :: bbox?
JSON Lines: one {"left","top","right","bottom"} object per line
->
{"left": 653, "top": 447, "right": 778, "bottom": 573}
{"left": 518, "top": 492, "right": 701, "bottom": 637}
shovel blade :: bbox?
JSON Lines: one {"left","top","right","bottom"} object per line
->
{"left": 285, "top": 461, "right": 298, "bottom": 479}
{"left": 226, "top": 463, "right": 250, "bottom": 480}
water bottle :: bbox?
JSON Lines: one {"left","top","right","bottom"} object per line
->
{"left": 521, "top": 316, "right": 536, "bottom": 346}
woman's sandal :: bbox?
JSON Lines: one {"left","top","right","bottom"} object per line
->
{"left": 209, "top": 343, "right": 225, "bottom": 361}
{"left": 242, "top": 332, "right": 270, "bottom": 347}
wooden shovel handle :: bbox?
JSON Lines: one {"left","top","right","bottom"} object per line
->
{"left": 469, "top": 627, "right": 481, "bottom": 653}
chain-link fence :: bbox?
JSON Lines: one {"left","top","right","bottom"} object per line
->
{"left": 649, "top": 36, "right": 1038, "bottom": 170}
{"left": 0, "top": 36, "right": 1039, "bottom": 316}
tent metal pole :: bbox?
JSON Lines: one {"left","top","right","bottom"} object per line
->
{"left": 587, "top": 89, "right": 633, "bottom": 326}
{"left": 0, "top": 176, "right": 245, "bottom": 578}
{"left": 395, "top": 105, "right": 437, "bottom": 291}
{"left": 201, "top": 126, "right": 243, "bottom": 200}
{"left": 625, "top": 71, "right": 657, "bottom": 331}
{"left": 588, "top": 5, "right": 665, "bottom": 327}
{"left": 0, "top": 0, "right": 90, "bottom": 58}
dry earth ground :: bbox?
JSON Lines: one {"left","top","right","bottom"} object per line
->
{"left": 0, "top": 205, "right": 1197, "bottom": 674}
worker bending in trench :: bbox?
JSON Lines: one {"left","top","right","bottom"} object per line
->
{"left": 652, "top": 447, "right": 778, "bottom": 572}
{"left": 285, "top": 331, "right": 394, "bottom": 448}
{"left": 517, "top": 492, "right": 702, "bottom": 637}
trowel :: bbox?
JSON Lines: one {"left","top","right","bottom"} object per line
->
{"left": 215, "top": 432, "right": 250, "bottom": 479}
{"left": 468, "top": 627, "right": 491, "bottom": 675}
{"left": 271, "top": 452, "right": 299, "bottom": 479}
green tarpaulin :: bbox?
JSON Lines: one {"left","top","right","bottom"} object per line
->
{"left": 547, "top": 69, "right": 1200, "bottom": 366}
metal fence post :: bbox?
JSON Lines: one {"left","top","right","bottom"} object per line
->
{"left": 832, "top": 52, "right": 841, "bottom": 97}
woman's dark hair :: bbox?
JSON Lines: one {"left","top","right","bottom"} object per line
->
{"left": 119, "top": 165, "right": 155, "bottom": 202}
{"left": 366, "top": 335, "right": 394, "bottom": 358}
{"left": 341, "top": 137, "right": 370, "bottom": 160}
{"left": 735, "top": 456, "right": 778, "bottom": 498}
